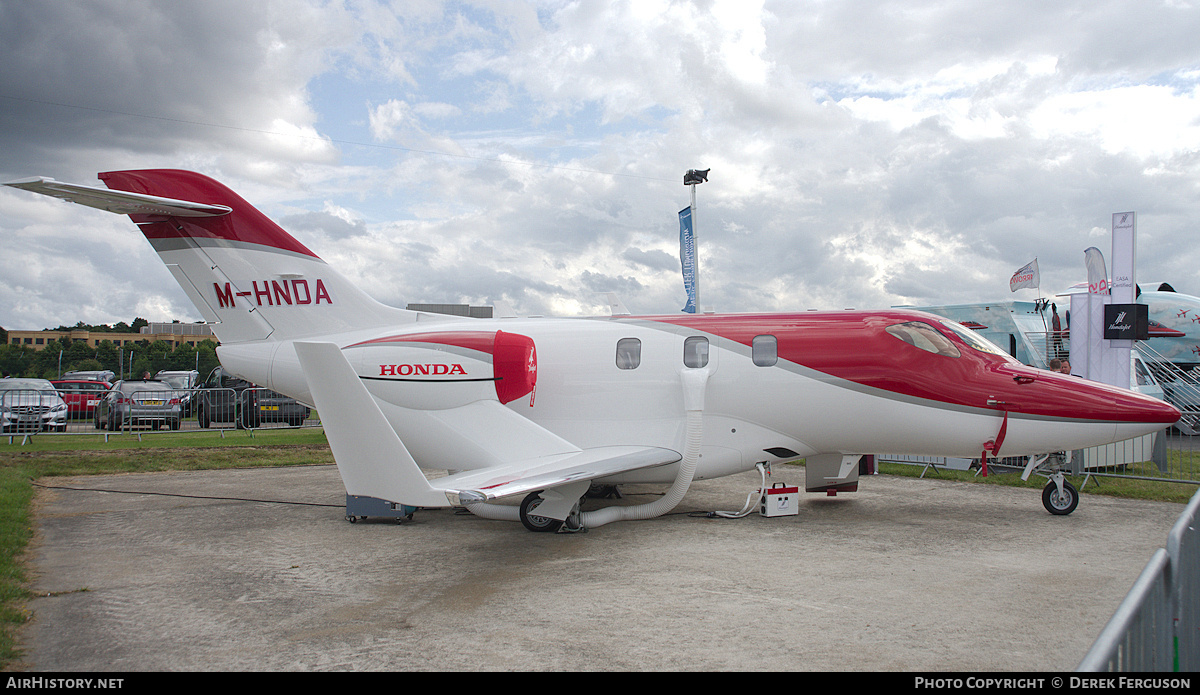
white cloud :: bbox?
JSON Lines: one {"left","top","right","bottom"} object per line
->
{"left": 368, "top": 99, "right": 415, "bottom": 142}
{"left": 1029, "top": 83, "right": 1200, "bottom": 158}
{"left": 3, "top": 0, "right": 1200, "bottom": 332}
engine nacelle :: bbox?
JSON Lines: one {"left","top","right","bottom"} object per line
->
{"left": 344, "top": 330, "right": 537, "bottom": 410}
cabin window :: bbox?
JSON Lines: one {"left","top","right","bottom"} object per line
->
{"left": 885, "top": 322, "right": 961, "bottom": 358}
{"left": 683, "top": 336, "right": 709, "bottom": 368}
{"left": 616, "top": 338, "right": 641, "bottom": 370}
{"left": 752, "top": 335, "right": 778, "bottom": 366}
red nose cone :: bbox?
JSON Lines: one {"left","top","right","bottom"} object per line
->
{"left": 997, "top": 365, "right": 1181, "bottom": 424}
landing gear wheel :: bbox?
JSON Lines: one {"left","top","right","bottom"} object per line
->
{"left": 1042, "top": 480, "right": 1079, "bottom": 515}
{"left": 520, "top": 491, "right": 564, "bottom": 533}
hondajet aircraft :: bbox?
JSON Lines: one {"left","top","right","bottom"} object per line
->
{"left": 5, "top": 170, "right": 1181, "bottom": 529}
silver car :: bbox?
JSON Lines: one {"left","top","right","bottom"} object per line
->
{"left": 0, "top": 378, "right": 69, "bottom": 433}
{"left": 96, "top": 380, "right": 183, "bottom": 431}
{"left": 154, "top": 370, "right": 200, "bottom": 415}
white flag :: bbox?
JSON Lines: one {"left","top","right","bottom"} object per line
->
{"left": 1009, "top": 259, "right": 1039, "bottom": 292}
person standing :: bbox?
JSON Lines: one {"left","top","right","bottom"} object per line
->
{"left": 1050, "top": 303, "right": 1064, "bottom": 359}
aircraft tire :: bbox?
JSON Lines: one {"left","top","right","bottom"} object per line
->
{"left": 1042, "top": 480, "right": 1079, "bottom": 516}
{"left": 520, "top": 491, "right": 563, "bottom": 533}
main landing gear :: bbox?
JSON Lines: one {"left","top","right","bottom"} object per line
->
{"left": 518, "top": 488, "right": 599, "bottom": 533}
{"left": 520, "top": 491, "right": 564, "bottom": 533}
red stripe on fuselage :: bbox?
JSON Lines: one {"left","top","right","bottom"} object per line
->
{"left": 99, "top": 169, "right": 320, "bottom": 259}
{"left": 639, "top": 311, "right": 1178, "bottom": 424}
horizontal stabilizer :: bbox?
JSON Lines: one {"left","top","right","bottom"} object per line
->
{"left": 4, "top": 176, "right": 232, "bottom": 217}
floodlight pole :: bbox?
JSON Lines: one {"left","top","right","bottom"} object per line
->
{"left": 683, "top": 168, "right": 709, "bottom": 313}
{"left": 690, "top": 181, "right": 700, "bottom": 311}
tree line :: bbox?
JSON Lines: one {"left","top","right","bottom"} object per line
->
{"left": 0, "top": 336, "right": 220, "bottom": 382}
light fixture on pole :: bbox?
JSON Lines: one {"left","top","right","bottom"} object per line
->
{"left": 679, "top": 169, "right": 709, "bottom": 314}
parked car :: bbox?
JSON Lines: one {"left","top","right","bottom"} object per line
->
{"left": 195, "top": 366, "right": 310, "bottom": 428}
{"left": 50, "top": 379, "right": 112, "bottom": 419}
{"left": 153, "top": 370, "right": 200, "bottom": 415}
{"left": 95, "top": 380, "right": 182, "bottom": 430}
{"left": 0, "top": 378, "right": 69, "bottom": 433}
{"left": 62, "top": 369, "right": 116, "bottom": 383}
{"left": 257, "top": 388, "right": 312, "bottom": 426}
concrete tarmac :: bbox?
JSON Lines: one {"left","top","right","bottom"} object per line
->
{"left": 20, "top": 464, "right": 1186, "bottom": 671}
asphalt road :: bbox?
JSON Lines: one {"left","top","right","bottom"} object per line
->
{"left": 18, "top": 465, "right": 1187, "bottom": 671}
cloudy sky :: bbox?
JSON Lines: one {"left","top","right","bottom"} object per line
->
{"left": 2, "top": 0, "right": 1199, "bottom": 332}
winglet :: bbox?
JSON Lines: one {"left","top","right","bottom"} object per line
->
{"left": 604, "top": 292, "right": 632, "bottom": 317}
{"left": 294, "top": 341, "right": 450, "bottom": 508}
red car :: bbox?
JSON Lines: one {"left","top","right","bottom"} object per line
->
{"left": 50, "top": 380, "right": 112, "bottom": 418}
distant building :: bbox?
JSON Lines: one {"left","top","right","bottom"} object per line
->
{"left": 8, "top": 322, "right": 215, "bottom": 350}
{"left": 405, "top": 303, "right": 493, "bottom": 318}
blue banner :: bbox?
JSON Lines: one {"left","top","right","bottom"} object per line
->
{"left": 679, "top": 206, "right": 696, "bottom": 313}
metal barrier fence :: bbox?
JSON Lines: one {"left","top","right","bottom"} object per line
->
{"left": 1, "top": 387, "right": 69, "bottom": 435}
{"left": 1078, "top": 486, "right": 1200, "bottom": 671}
{"left": 4, "top": 386, "right": 319, "bottom": 443}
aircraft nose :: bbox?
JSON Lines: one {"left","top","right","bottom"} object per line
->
{"left": 998, "top": 364, "right": 1180, "bottom": 425}
{"left": 1112, "top": 388, "right": 1181, "bottom": 426}
{"left": 1085, "top": 379, "right": 1180, "bottom": 425}
{"left": 987, "top": 365, "right": 1181, "bottom": 455}
{"left": 1113, "top": 388, "right": 1180, "bottom": 427}
{"left": 1105, "top": 389, "right": 1181, "bottom": 443}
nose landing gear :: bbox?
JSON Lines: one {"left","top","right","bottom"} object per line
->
{"left": 1042, "top": 474, "right": 1079, "bottom": 515}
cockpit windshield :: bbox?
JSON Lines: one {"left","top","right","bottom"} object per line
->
{"left": 936, "top": 319, "right": 1015, "bottom": 360}
{"left": 885, "top": 321, "right": 961, "bottom": 357}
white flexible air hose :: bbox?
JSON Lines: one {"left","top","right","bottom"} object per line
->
{"left": 576, "top": 403, "right": 703, "bottom": 528}
{"left": 464, "top": 500, "right": 521, "bottom": 521}
{"left": 465, "top": 368, "right": 709, "bottom": 529}
{"left": 579, "top": 368, "right": 709, "bottom": 528}
{"left": 711, "top": 462, "right": 768, "bottom": 519}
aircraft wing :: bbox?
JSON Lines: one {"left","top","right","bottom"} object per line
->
{"left": 4, "top": 176, "right": 232, "bottom": 217}
{"left": 294, "top": 341, "right": 680, "bottom": 508}
{"left": 437, "top": 445, "right": 680, "bottom": 504}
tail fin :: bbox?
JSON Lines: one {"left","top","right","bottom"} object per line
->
{"left": 96, "top": 169, "right": 422, "bottom": 344}
{"left": 6, "top": 170, "right": 422, "bottom": 344}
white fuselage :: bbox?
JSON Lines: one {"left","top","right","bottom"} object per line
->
{"left": 218, "top": 314, "right": 1165, "bottom": 486}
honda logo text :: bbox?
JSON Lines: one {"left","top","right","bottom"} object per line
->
{"left": 379, "top": 364, "right": 468, "bottom": 376}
